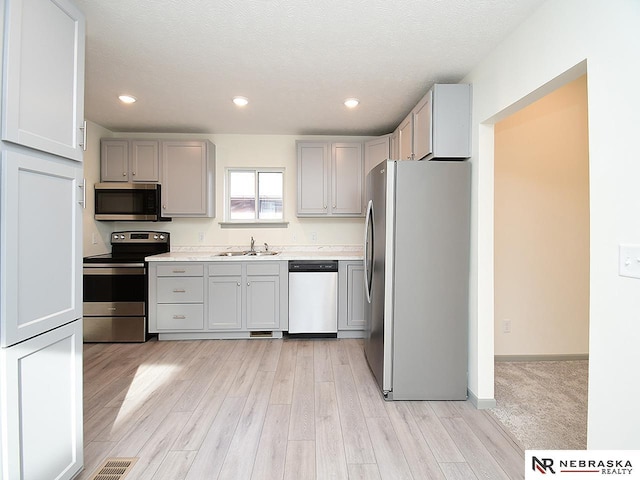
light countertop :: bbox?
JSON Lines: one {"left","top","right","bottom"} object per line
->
{"left": 146, "top": 245, "right": 363, "bottom": 262}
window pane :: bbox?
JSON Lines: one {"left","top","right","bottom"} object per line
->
{"left": 229, "top": 171, "right": 256, "bottom": 220}
{"left": 258, "top": 172, "right": 283, "bottom": 220}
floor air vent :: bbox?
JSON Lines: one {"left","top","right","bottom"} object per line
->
{"left": 87, "top": 458, "right": 138, "bottom": 480}
{"left": 250, "top": 331, "right": 273, "bottom": 338}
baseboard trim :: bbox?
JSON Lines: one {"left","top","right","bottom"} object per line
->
{"left": 467, "top": 389, "right": 497, "bottom": 409}
{"left": 494, "top": 354, "right": 589, "bottom": 362}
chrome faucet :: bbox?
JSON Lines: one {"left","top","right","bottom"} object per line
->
{"left": 250, "top": 236, "right": 255, "bottom": 253}
{"left": 264, "top": 242, "right": 269, "bottom": 252}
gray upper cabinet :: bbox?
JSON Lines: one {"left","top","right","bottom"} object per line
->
{"left": 1, "top": 0, "right": 85, "bottom": 162}
{"left": 297, "top": 141, "right": 364, "bottom": 217}
{"left": 398, "top": 113, "right": 413, "bottom": 161}
{"left": 101, "top": 139, "right": 160, "bottom": 182}
{"left": 364, "top": 136, "right": 390, "bottom": 175}
{"left": 161, "top": 140, "right": 216, "bottom": 217}
{"left": 399, "top": 84, "right": 471, "bottom": 161}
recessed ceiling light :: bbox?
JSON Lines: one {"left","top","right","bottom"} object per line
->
{"left": 344, "top": 98, "right": 359, "bottom": 108}
{"left": 118, "top": 94, "right": 137, "bottom": 104}
{"left": 233, "top": 96, "right": 249, "bottom": 107}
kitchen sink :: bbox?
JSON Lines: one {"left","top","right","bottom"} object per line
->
{"left": 216, "top": 251, "right": 279, "bottom": 257}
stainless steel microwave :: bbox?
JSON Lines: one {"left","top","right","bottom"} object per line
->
{"left": 94, "top": 183, "right": 170, "bottom": 221}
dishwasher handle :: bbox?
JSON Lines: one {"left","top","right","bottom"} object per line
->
{"left": 288, "top": 260, "right": 338, "bottom": 273}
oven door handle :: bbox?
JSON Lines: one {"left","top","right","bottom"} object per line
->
{"left": 83, "top": 267, "right": 146, "bottom": 275}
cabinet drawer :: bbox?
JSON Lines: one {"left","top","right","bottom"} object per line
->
{"left": 157, "top": 277, "right": 204, "bottom": 303}
{"left": 156, "top": 304, "right": 204, "bottom": 330}
{"left": 246, "top": 263, "right": 280, "bottom": 276}
{"left": 208, "top": 263, "right": 243, "bottom": 276}
{"left": 156, "top": 264, "right": 204, "bottom": 277}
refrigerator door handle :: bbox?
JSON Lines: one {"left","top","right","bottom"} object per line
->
{"left": 364, "top": 199, "right": 374, "bottom": 304}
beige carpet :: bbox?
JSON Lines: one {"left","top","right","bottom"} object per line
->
{"left": 490, "top": 360, "right": 588, "bottom": 450}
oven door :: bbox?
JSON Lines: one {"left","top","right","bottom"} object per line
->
{"left": 82, "top": 263, "right": 147, "bottom": 342}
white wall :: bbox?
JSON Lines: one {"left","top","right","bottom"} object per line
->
{"left": 82, "top": 128, "right": 371, "bottom": 254}
{"left": 463, "top": 0, "right": 640, "bottom": 447}
{"left": 494, "top": 75, "right": 589, "bottom": 356}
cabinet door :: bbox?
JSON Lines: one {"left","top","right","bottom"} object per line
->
{"left": 364, "top": 137, "right": 390, "bottom": 175}
{"left": 1, "top": 149, "right": 82, "bottom": 347}
{"left": 398, "top": 113, "right": 413, "bottom": 160}
{"left": 208, "top": 276, "right": 243, "bottom": 330}
{"left": 412, "top": 90, "right": 433, "bottom": 160}
{"left": 246, "top": 276, "right": 279, "bottom": 330}
{"left": 1, "top": 0, "right": 85, "bottom": 162}
{"left": 100, "top": 139, "right": 129, "bottom": 181}
{"left": 347, "top": 264, "right": 366, "bottom": 329}
{"left": 331, "top": 143, "right": 364, "bottom": 216}
{"left": 161, "top": 141, "right": 210, "bottom": 216}
{"left": 131, "top": 140, "right": 159, "bottom": 182}
{"left": 390, "top": 129, "right": 399, "bottom": 160}
{"left": 297, "top": 142, "right": 329, "bottom": 215}
{"left": 1, "top": 320, "right": 83, "bottom": 480}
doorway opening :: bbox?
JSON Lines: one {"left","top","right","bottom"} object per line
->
{"left": 491, "top": 74, "right": 590, "bottom": 449}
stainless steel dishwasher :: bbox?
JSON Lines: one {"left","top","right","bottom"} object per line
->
{"left": 288, "top": 260, "right": 338, "bottom": 334}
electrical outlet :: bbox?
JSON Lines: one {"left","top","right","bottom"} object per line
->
{"left": 91, "top": 233, "right": 97, "bottom": 245}
{"left": 502, "top": 319, "right": 511, "bottom": 334}
{"left": 292, "top": 233, "right": 297, "bottom": 243}
{"left": 198, "top": 232, "right": 205, "bottom": 243}
{"left": 311, "top": 231, "right": 317, "bottom": 242}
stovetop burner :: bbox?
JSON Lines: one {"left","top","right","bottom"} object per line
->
{"left": 83, "top": 231, "right": 170, "bottom": 264}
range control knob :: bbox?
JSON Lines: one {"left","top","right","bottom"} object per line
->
{"left": 159, "top": 234, "right": 166, "bottom": 240}
{"left": 120, "top": 235, "right": 125, "bottom": 239}
{"left": 154, "top": 235, "right": 159, "bottom": 240}
{"left": 112, "top": 234, "right": 118, "bottom": 240}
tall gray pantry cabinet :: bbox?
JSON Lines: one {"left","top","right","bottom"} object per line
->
{"left": 0, "top": 1, "right": 85, "bottom": 479}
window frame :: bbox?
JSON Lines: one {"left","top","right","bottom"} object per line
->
{"left": 224, "top": 166, "right": 285, "bottom": 224}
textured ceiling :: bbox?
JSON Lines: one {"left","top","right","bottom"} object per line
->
{"left": 75, "top": 0, "right": 546, "bottom": 135}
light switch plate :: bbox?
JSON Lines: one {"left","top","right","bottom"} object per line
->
{"left": 619, "top": 244, "right": 640, "bottom": 279}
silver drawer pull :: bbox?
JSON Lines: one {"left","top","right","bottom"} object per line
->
{"left": 173, "top": 289, "right": 186, "bottom": 293}
{"left": 173, "top": 315, "right": 186, "bottom": 319}
{"left": 172, "top": 269, "right": 186, "bottom": 273}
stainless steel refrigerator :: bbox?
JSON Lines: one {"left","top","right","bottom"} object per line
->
{"left": 363, "top": 159, "right": 470, "bottom": 400}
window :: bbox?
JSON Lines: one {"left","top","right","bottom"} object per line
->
{"left": 226, "top": 168, "right": 284, "bottom": 222}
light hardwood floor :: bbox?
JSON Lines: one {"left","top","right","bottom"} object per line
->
{"left": 81, "top": 339, "right": 524, "bottom": 480}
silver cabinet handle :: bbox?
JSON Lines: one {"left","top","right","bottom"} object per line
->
{"left": 173, "top": 315, "right": 186, "bottom": 319}
{"left": 173, "top": 289, "right": 186, "bottom": 293}
{"left": 172, "top": 269, "right": 186, "bottom": 273}
{"left": 79, "top": 120, "right": 87, "bottom": 150}
{"left": 247, "top": 282, "right": 250, "bottom": 286}
{"left": 237, "top": 282, "right": 241, "bottom": 286}
{"left": 123, "top": 172, "right": 127, "bottom": 176}
{"left": 78, "top": 178, "right": 86, "bottom": 208}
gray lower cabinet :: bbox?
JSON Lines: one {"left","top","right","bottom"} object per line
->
{"left": 208, "top": 264, "right": 243, "bottom": 330}
{"left": 338, "top": 261, "right": 366, "bottom": 337}
{"left": 149, "top": 261, "right": 287, "bottom": 338}
{"left": 246, "top": 268, "right": 280, "bottom": 330}
{"left": 153, "top": 264, "right": 205, "bottom": 331}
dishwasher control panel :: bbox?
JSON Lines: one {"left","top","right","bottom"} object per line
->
{"left": 288, "top": 260, "right": 338, "bottom": 272}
